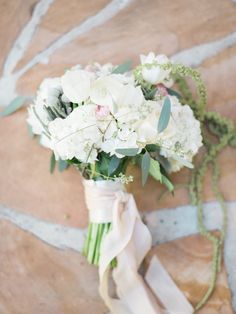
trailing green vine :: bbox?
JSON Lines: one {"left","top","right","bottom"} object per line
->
{"left": 176, "top": 75, "right": 235, "bottom": 311}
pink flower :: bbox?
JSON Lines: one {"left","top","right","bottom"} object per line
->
{"left": 156, "top": 83, "right": 168, "bottom": 97}
{"left": 95, "top": 105, "right": 110, "bottom": 119}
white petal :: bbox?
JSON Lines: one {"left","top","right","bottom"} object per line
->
{"left": 61, "top": 70, "right": 91, "bottom": 103}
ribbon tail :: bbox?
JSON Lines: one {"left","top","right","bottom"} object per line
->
{"left": 99, "top": 193, "right": 163, "bottom": 314}
{"left": 145, "top": 257, "right": 194, "bottom": 314}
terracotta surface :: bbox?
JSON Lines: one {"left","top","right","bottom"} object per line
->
{"left": 0, "top": 0, "right": 235, "bottom": 313}
{"left": 0, "top": 220, "right": 107, "bottom": 314}
{"left": 0, "top": 221, "right": 233, "bottom": 314}
{"left": 145, "top": 233, "right": 233, "bottom": 314}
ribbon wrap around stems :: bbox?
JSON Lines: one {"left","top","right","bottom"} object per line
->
{"left": 83, "top": 180, "right": 194, "bottom": 314}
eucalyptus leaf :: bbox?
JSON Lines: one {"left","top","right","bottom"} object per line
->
{"left": 155, "top": 154, "right": 171, "bottom": 173}
{"left": 112, "top": 60, "right": 132, "bottom": 74}
{"left": 158, "top": 96, "right": 171, "bottom": 133}
{"left": 149, "top": 158, "right": 162, "bottom": 183}
{"left": 0, "top": 96, "right": 26, "bottom": 117}
{"left": 108, "top": 155, "right": 121, "bottom": 175}
{"left": 50, "top": 153, "right": 56, "bottom": 174}
{"left": 141, "top": 151, "right": 151, "bottom": 186}
{"left": 145, "top": 144, "right": 159, "bottom": 152}
{"left": 58, "top": 159, "right": 69, "bottom": 172}
{"left": 167, "top": 88, "right": 181, "bottom": 99}
{"left": 115, "top": 148, "right": 139, "bottom": 157}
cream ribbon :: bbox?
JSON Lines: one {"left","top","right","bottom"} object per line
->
{"left": 83, "top": 180, "right": 194, "bottom": 314}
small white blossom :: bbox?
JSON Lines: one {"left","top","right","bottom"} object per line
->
{"left": 140, "top": 52, "right": 172, "bottom": 86}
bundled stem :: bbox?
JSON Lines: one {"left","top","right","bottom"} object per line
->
{"left": 83, "top": 222, "right": 117, "bottom": 267}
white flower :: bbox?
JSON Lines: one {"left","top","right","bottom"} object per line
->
{"left": 48, "top": 105, "right": 101, "bottom": 163}
{"left": 90, "top": 76, "right": 124, "bottom": 113}
{"left": 115, "top": 85, "right": 145, "bottom": 126}
{"left": 135, "top": 96, "right": 202, "bottom": 172}
{"left": 38, "top": 77, "right": 62, "bottom": 107}
{"left": 140, "top": 52, "right": 172, "bottom": 85}
{"left": 158, "top": 97, "right": 202, "bottom": 172}
{"left": 102, "top": 125, "right": 140, "bottom": 158}
{"left": 136, "top": 99, "right": 175, "bottom": 144}
{"left": 61, "top": 69, "right": 93, "bottom": 103}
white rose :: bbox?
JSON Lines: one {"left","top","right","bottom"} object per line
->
{"left": 140, "top": 52, "right": 171, "bottom": 85}
{"left": 61, "top": 69, "right": 92, "bottom": 103}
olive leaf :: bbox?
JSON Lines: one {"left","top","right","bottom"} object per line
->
{"left": 141, "top": 151, "right": 151, "bottom": 186}
{"left": 112, "top": 60, "right": 132, "bottom": 74}
{"left": 115, "top": 148, "right": 139, "bottom": 157}
{"left": 158, "top": 96, "right": 171, "bottom": 133}
{"left": 0, "top": 96, "right": 26, "bottom": 117}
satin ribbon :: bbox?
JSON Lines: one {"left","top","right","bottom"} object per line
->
{"left": 83, "top": 180, "right": 194, "bottom": 314}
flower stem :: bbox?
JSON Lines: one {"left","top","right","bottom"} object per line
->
{"left": 83, "top": 222, "right": 117, "bottom": 268}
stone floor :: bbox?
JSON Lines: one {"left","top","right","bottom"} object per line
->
{"left": 0, "top": 0, "right": 236, "bottom": 313}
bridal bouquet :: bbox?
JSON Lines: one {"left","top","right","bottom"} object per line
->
{"left": 25, "top": 53, "right": 227, "bottom": 313}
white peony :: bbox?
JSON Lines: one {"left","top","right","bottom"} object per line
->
{"left": 61, "top": 69, "right": 93, "bottom": 103}
{"left": 140, "top": 52, "right": 172, "bottom": 86}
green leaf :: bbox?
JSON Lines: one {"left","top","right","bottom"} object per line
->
{"left": 115, "top": 148, "right": 139, "bottom": 157}
{"left": 167, "top": 88, "right": 181, "bottom": 99}
{"left": 108, "top": 155, "right": 121, "bottom": 175}
{"left": 161, "top": 174, "right": 174, "bottom": 192}
{"left": 112, "top": 60, "right": 132, "bottom": 74}
{"left": 145, "top": 144, "right": 159, "bottom": 152}
{"left": 158, "top": 96, "right": 171, "bottom": 133}
{"left": 141, "top": 151, "right": 151, "bottom": 186}
{"left": 58, "top": 159, "right": 69, "bottom": 172}
{"left": 0, "top": 96, "right": 26, "bottom": 117}
{"left": 50, "top": 153, "right": 56, "bottom": 174}
{"left": 149, "top": 158, "right": 162, "bottom": 182}
{"left": 155, "top": 154, "right": 171, "bottom": 172}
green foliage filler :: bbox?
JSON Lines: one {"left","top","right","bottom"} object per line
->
{"left": 176, "top": 73, "right": 236, "bottom": 311}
